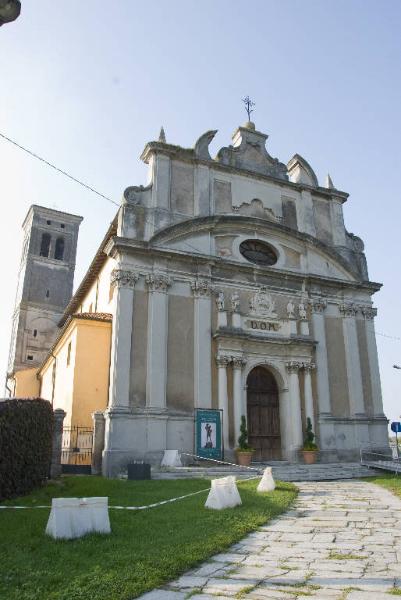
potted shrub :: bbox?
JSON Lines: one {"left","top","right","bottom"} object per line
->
{"left": 235, "top": 415, "right": 254, "bottom": 466}
{"left": 302, "top": 417, "right": 318, "bottom": 464}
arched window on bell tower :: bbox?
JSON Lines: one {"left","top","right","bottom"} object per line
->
{"left": 39, "top": 233, "right": 51, "bottom": 257}
{"left": 54, "top": 237, "right": 65, "bottom": 261}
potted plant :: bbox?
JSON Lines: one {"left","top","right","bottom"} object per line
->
{"left": 302, "top": 417, "right": 318, "bottom": 464}
{"left": 235, "top": 415, "right": 254, "bottom": 466}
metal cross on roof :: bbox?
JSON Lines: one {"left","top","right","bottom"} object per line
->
{"left": 242, "top": 96, "right": 255, "bottom": 121}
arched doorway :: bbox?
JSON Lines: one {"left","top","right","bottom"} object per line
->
{"left": 247, "top": 366, "right": 281, "bottom": 461}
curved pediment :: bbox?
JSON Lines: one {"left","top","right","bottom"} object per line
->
{"left": 150, "top": 215, "right": 361, "bottom": 282}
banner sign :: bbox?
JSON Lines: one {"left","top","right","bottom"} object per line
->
{"left": 391, "top": 422, "right": 401, "bottom": 433}
{"left": 195, "top": 409, "right": 222, "bottom": 460}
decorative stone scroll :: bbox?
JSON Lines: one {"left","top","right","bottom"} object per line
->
{"left": 190, "top": 279, "right": 212, "bottom": 298}
{"left": 145, "top": 273, "right": 172, "bottom": 293}
{"left": 339, "top": 303, "right": 358, "bottom": 318}
{"left": 216, "top": 291, "right": 225, "bottom": 312}
{"left": 285, "top": 361, "right": 301, "bottom": 373}
{"left": 205, "top": 476, "right": 242, "bottom": 510}
{"left": 231, "top": 356, "right": 247, "bottom": 370}
{"left": 360, "top": 306, "right": 377, "bottom": 320}
{"left": 110, "top": 269, "right": 139, "bottom": 289}
{"left": 215, "top": 354, "right": 231, "bottom": 367}
{"left": 231, "top": 292, "right": 240, "bottom": 313}
{"left": 249, "top": 287, "right": 277, "bottom": 319}
{"left": 309, "top": 297, "right": 327, "bottom": 313}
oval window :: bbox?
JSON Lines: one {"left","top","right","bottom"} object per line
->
{"left": 239, "top": 239, "right": 278, "bottom": 266}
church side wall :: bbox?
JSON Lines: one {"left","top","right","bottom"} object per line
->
{"left": 78, "top": 257, "right": 115, "bottom": 314}
{"left": 13, "top": 367, "right": 40, "bottom": 397}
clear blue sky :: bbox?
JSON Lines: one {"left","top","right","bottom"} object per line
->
{"left": 1, "top": 0, "right": 401, "bottom": 421}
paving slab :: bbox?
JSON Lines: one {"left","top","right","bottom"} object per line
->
{"left": 137, "top": 480, "right": 401, "bottom": 599}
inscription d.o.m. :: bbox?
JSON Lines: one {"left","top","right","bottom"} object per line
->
{"left": 249, "top": 320, "right": 280, "bottom": 332}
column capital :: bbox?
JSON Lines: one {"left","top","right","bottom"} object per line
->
{"left": 309, "top": 297, "right": 327, "bottom": 313}
{"left": 216, "top": 354, "right": 231, "bottom": 367}
{"left": 190, "top": 278, "right": 212, "bottom": 298}
{"left": 111, "top": 269, "right": 139, "bottom": 289}
{"left": 232, "top": 355, "right": 247, "bottom": 369}
{"left": 339, "top": 303, "right": 358, "bottom": 318}
{"left": 285, "top": 361, "right": 301, "bottom": 373}
{"left": 302, "top": 362, "right": 316, "bottom": 371}
{"left": 145, "top": 273, "right": 172, "bottom": 293}
{"left": 359, "top": 305, "right": 377, "bottom": 320}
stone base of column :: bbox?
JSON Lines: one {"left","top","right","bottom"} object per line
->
{"left": 102, "top": 410, "right": 194, "bottom": 477}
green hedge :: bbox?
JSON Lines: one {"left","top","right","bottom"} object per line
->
{"left": 0, "top": 398, "right": 53, "bottom": 501}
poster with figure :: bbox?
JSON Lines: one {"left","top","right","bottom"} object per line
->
{"left": 195, "top": 409, "right": 222, "bottom": 460}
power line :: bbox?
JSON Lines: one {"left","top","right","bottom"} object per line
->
{"left": 2, "top": 131, "right": 400, "bottom": 343}
{"left": 0, "top": 130, "right": 205, "bottom": 256}
{"left": 0, "top": 131, "right": 120, "bottom": 207}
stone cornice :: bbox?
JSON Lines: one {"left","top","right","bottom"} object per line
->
{"left": 213, "top": 329, "right": 316, "bottom": 347}
{"left": 110, "top": 236, "right": 382, "bottom": 295}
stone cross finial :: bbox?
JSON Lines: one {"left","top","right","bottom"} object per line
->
{"left": 158, "top": 126, "right": 166, "bottom": 143}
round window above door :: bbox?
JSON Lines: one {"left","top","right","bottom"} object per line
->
{"left": 239, "top": 239, "right": 278, "bottom": 266}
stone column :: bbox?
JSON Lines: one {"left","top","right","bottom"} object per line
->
{"left": 340, "top": 303, "right": 365, "bottom": 415}
{"left": 91, "top": 411, "right": 105, "bottom": 475}
{"left": 232, "top": 356, "right": 247, "bottom": 447}
{"left": 285, "top": 361, "right": 303, "bottom": 453}
{"left": 50, "top": 408, "right": 66, "bottom": 478}
{"left": 191, "top": 279, "right": 212, "bottom": 409}
{"left": 216, "top": 354, "right": 231, "bottom": 451}
{"left": 361, "top": 306, "right": 384, "bottom": 416}
{"left": 145, "top": 273, "right": 172, "bottom": 408}
{"left": 108, "top": 269, "right": 138, "bottom": 410}
{"left": 310, "top": 298, "right": 331, "bottom": 416}
{"left": 303, "top": 362, "right": 316, "bottom": 430}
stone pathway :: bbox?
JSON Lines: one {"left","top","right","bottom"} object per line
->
{"left": 138, "top": 480, "right": 401, "bottom": 600}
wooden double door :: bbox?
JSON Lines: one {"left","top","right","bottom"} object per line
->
{"left": 247, "top": 366, "right": 281, "bottom": 461}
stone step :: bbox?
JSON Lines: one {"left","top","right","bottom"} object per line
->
{"left": 152, "top": 462, "right": 380, "bottom": 482}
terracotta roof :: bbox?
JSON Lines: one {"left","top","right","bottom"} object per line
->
{"left": 73, "top": 312, "right": 112, "bottom": 322}
{"left": 58, "top": 215, "right": 118, "bottom": 327}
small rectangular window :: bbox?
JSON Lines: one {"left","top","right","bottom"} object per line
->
{"left": 33, "top": 329, "right": 37, "bottom": 338}
{"left": 46, "top": 290, "right": 50, "bottom": 298}
{"left": 27, "top": 355, "right": 33, "bottom": 361}
{"left": 47, "top": 220, "right": 51, "bottom": 225}
{"left": 60, "top": 223, "right": 65, "bottom": 229}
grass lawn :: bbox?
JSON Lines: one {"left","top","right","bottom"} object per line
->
{"left": 368, "top": 473, "right": 401, "bottom": 499}
{"left": 0, "top": 475, "right": 297, "bottom": 600}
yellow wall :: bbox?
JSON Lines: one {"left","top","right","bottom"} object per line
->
{"left": 39, "top": 318, "right": 111, "bottom": 427}
{"left": 71, "top": 320, "right": 111, "bottom": 427}
{"left": 78, "top": 257, "right": 115, "bottom": 314}
{"left": 14, "top": 368, "right": 40, "bottom": 397}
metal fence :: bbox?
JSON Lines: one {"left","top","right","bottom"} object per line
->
{"left": 360, "top": 444, "right": 401, "bottom": 474}
{"left": 61, "top": 426, "right": 93, "bottom": 466}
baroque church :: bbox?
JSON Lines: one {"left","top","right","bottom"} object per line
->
{"left": 7, "top": 119, "right": 388, "bottom": 476}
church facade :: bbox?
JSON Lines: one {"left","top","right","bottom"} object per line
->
{"left": 9, "top": 120, "right": 388, "bottom": 475}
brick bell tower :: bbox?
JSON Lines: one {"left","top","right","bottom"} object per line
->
{"left": 7, "top": 205, "right": 83, "bottom": 381}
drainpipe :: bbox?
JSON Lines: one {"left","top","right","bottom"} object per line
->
{"left": 50, "top": 352, "right": 57, "bottom": 408}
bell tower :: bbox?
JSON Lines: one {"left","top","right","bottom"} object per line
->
{"left": 7, "top": 205, "right": 83, "bottom": 377}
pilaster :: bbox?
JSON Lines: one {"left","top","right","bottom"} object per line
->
{"left": 145, "top": 273, "right": 172, "bottom": 409}
{"left": 232, "top": 356, "right": 247, "bottom": 447}
{"left": 216, "top": 354, "right": 231, "bottom": 451}
{"left": 285, "top": 361, "right": 303, "bottom": 454}
{"left": 360, "top": 306, "right": 384, "bottom": 416}
{"left": 191, "top": 279, "right": 212, "bottom": 409}
{"left": 339, "top": 303, "right": 365, "bottom": 416}
{"left": 310, "top": 297, "right": 331, "bottom": 416}
{"left": 108, "top": 269, "right": 138, "bottom": 411}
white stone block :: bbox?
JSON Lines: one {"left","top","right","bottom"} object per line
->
{"left": 45, "top": 497, "right": 111, "bottom": 539}
{"left": 161, "top": 450, "right": 182, "bottom": 467}
{"left": 205, "top": 476, "right": 242, "bottom": 510}
{"left": 257, "top": 467, "right": 276, "bottom": 492}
